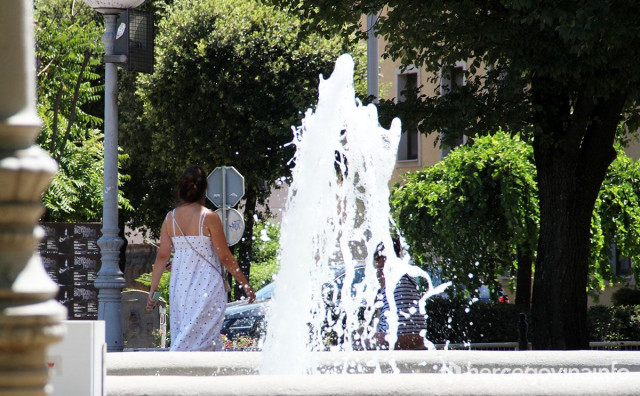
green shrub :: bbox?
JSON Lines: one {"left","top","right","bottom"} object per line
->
{"left": 425, "top": 298, "right": 640, "bottom": 345}
{"left": 250, "top": 261, "right": 279, "bottom": 291}
{"left": 587, "top": 305, "right": 640, "bottom": 341}
{"left": 425, "top": 297, "right": 529, "bottom": 344}
{"left": 247, "top": 220, "right": 280, "bottom": 291}
{"left": 611, "top": 287, "right": 640, "bottom": 307}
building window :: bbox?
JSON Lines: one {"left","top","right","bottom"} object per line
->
{"left": 440, "top": 64, "right": 465, "bottom": 96}
{"left": 396, "top": 69, "right": 419, "bottom": 161}
{"left": 611, "top": 243, "right": 632, "bottom": 276}
{"left": 440, "top": 62, "right": 466, "bottom": 159}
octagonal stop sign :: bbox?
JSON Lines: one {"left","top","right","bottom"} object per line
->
{"left": 206, "top": 166, "right": 245, "bottom": 208}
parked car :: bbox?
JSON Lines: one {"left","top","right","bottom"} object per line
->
{"left": 221, "top": 265, "right": 367, "bottom": 342}
{"left": 221, "top": 282, "right": 274, "bottom": 341}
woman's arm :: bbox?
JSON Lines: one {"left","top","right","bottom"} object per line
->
{"left": 205, "top": 210, "right": 256, "bottom": 303}
{"left": 146, "top": 217, "right": 173, "bottom": 311}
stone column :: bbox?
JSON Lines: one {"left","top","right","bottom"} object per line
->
{"left": 0, "top": 1, "right": 66, "bottom": 395}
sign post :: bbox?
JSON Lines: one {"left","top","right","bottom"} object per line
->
{"left": 206, "top": 166, "right": 245, "bottom": 246}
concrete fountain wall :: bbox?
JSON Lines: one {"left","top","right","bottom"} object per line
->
{"left": 106, "top": 350, "right": 640, "bottom": 396}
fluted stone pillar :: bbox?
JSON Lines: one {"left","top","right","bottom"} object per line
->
{"left": 0, "top": 1, "right": 67, "bottom": 395}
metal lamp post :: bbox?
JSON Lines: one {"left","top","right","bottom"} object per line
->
{"left": 82, "top": 0, "right": 145, "bottom": 352}
{"left": 366, "top": 13, "right": 379, "bottom": 103}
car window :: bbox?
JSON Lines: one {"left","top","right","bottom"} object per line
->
{"left": 251, "top": 267, "right": 365, "bottom": 304}
{"left": 255, "top": 282, "right": 275, "bottom": 300}
{"left": 330, "top": 265, "right": 366, "bottom": 300}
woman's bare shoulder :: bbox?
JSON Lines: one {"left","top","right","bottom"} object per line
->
{"left": 163, "top": 209, "right": 174, "bottom": 223}
{"left": 204, "top": 209, "right": 221, "bottom": 222}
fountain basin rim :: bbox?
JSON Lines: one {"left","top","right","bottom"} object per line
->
{"left": 107, "top": 349, "right": 640, "bottom": 376}
{"left": 106, "top": 372, "right": 640, "bottom": 396}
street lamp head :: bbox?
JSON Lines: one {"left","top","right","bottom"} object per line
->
{"left": 82, "top": 0, "right": 146, "bottom": 14}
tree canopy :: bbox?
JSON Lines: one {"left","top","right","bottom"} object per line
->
{"left": 590, "top": 144, "right": 640, "bottom": 293}
{"left": 391, "top": 131, "right": 538, "bottom": 305}
{"left": 393, "top": 131, "right": 640, "bottom": 307}
{"left": 119, "top": 0, "right": 366, "bottom": 292}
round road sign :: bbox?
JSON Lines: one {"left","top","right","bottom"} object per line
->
{"left": 215, "top": 208, "right": 245, "bottom": 246}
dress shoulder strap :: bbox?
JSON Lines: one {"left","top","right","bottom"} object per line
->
{"left": 164, "top": 210, "right": 174, "bottom": 237}
{"left": 170, "top": 209, "right": 180, "bottom": 236}
{"left": 198, "top": 209, "right": 208, "bottom": 236}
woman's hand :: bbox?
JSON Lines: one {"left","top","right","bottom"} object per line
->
{"left": 243, "top": 284, "right": 256, "bottom": 303}
{"left": 146, "top": 292, "right": 158, "bottom": 312}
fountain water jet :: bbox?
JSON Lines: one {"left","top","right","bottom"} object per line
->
{"left": 260, "top": 54, "right": 449, "bottom": 374}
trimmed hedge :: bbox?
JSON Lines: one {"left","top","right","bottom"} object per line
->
{"left": 425, "top": 297, "right": 640, "bottom": 344}
{"left": 611, "top": 287, "right": 640, "bottom": 307}
{"left": 425, "top": 297, "right": 529, "bottom": 344}
{"left": 587, "top": 305, "right": 640, "bottom": 341}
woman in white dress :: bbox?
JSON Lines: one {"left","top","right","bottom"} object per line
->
{"left": 147, "top": 165, "right": 256, "bottom": 351}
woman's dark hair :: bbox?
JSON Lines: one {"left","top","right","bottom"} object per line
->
{"left": 392, "top": 237, "right": 402, "bottom": 257}
{"left": 374, "top": 242, "right": 385, "bottom": 260}
{"left": 178, "top": 165, "right": 208, "bottom": 203}
{"left": 374, "top": 237, "right": 402, "bottom": 260}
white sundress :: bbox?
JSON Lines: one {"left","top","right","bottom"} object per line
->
{"left": 168, "top": 209, "right": 227, "bottom": 351}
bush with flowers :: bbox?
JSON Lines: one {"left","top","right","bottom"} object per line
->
{"left": 152, "top": 329, "right": 170, "bottom": 348}
{"left": 222, "top": 334, "right": 259, "bottom": 350}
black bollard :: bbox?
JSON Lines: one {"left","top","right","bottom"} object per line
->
{"left": 518, "top": 312, "right": 529, "bottom": 350}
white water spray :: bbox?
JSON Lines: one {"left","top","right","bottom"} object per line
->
{"left": 260, "top": 54, "right": 449, "bottom": 375}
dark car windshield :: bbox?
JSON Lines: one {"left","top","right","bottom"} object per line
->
{"left": 333, "top": 266, "right": 366, "bottom": 295}
{"left": 254, "top": 282, "right": 275, "bottom": 300}
{"left": 322, "top": 265, "right": 367, "bottom": 303}
{"left": 250, "top": 265, "right": 365, "bottom": 302}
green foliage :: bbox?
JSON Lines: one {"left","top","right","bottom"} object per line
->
{"left": 611, "top": 288, "right": 640, "bottom": 307}
{"left": 119, "top": 0, "right": 364, "bottom": 302}
{"left": 34, "top": 0, "right": 132, "bottom": 221}
{"left": 273, "top": 1, "right": 640, "bottom": 139}
{"left": 590, "top": 144, "right": 640, "bottom": 291}
{"left": 393, "top": 132, "right": 640, "bottom": 301}
{"left": 427, "top": 300, "right": 640, "bottom": 344}
{"left": 249, "top": 261, "right": 279, "bottom": 291}
{"left": 251, "top": 220, "right": 280, "bottom": 264}
{"left": 248, "top": 220, "right": 281, "bottom": 290}
{"left": 227, "top": 220, "right": 280, "bottom": 295}
{"left": 152, "top": 329, "right": 170, "bottom": 348}
{"left": 425, "top": 297, "right": 528, "bottom": 344}
{"left": 222, "top": 334, "right": 258, "bottom": 350}
{"left": 587, "top": 305, "right": 640, "bottom": 342}
{"left": 119, "top": 0, "right": 366, "bottom": 241}
{"left": 392, "top": 131, "right": 538, "bottom": 300}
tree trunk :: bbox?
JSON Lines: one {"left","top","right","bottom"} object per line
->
{"left": 57, "top": 50, "right": 91, "bottom": 161}
{"left": 232, "top": 188, "right": 257, "bottom": 300}
{"left": 532, "top": 160, "right": 594, "bottom": 349}
{"left": 49, "top": 84, "right": 64, "bottom": 153}
{"left": 515, "top": 244, "right": 532, "bottom": 308}
{"left": 530, "top": 84, "right": 624, "bottom": 350}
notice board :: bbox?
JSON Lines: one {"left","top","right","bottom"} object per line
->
{"left": 38, "top": 223, "right": 102, "bottom": 320}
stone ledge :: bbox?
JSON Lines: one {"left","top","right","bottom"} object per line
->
{"left": 107, "top": 350, "right": 640, "bottom": 376}
{"left": 106, "top": 372, "right": 640, "bottom": 396}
